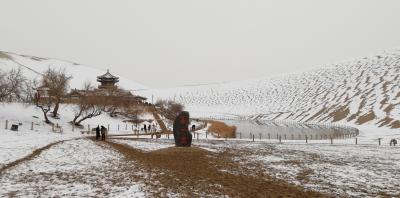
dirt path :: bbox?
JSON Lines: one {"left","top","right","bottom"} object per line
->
{"left": 104, "top": 140, "right": 327, "bottom": 197}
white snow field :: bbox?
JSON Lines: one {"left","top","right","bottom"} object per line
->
{"left": 0, "top": 103, "right": 150, "bottom": 170}
{"left": 0, "top": 51, "right": 146, "bottom": 90}
{"left": 230, "top": 141, "right": 400, "bottom": 198}
{"left": 0, "top": 139, "right": 146, "bottom": 197}
{"left": 138, "top": 49, "right": 400, "bottom": 129}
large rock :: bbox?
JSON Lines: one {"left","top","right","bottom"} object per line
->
{"left": 173, "top": 111, "right": 192, "bottom": 147}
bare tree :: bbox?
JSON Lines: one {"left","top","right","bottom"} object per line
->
{"left": 105, "top": 94, "right": 134, "bottom": 117}
{"left": 42, "top": 67, "right": 72, "bottom": 118}
{"left": 37, "top": 101, "right": 52, "bottom": 124}
{"left": 155, "top": 99, "right": 184, "bottom": 120}
{"left": 22, "top": 79, "right": 38, "bottom": 103}
{"left": 34, "top": 89, "right": 53, "bottom": 124}
{"left": 72, "top": 82, "right": 106, "bottom": 126}
{"left": 0, "top": 68, "right": 26, "bottom": 102}
{"left": 168, "top": 100, "right": 184, "bottom": 117}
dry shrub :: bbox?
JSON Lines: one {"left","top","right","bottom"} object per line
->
{"left": 208, "top": 121, "right": 236, "bottom": 138}
{"left": 155, "top": 99, "right": 185, "bottom": 120}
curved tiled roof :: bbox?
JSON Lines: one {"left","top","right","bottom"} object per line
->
{"left": 97, "top": 69, "right": 119, "bottom": 80}
{"left": 97, "top": 69, "right": 119, "bottom": 83}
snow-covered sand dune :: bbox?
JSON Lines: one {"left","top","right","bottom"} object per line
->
{"left": 138, "top": 50, "right": 400, "bottom": 128}
{"left": 0, "top": 51, "right": 146, "bottom": 90}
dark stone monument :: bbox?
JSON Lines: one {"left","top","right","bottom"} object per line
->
{"left": 173, "top": 111, "right": 192, "bottom": 147}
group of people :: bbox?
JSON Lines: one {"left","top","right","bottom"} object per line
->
{"left": 95, "top": 125, "right": 107, "bottom": 141}
{"left": 141, "top": 123, "right": 157, "bottom": 133}
{"left": 390, "top": 138, "right": 398, "bottom": 146}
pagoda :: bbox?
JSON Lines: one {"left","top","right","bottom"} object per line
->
{"left": 97, "top": 69, "right": 119, "bottom": 89}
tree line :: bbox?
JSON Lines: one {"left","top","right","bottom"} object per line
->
{"left": 1, "top": 67, "right": 148, "bottom": 126}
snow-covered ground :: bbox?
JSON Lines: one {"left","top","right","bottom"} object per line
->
{"left": 102, "top": 135, "right": 400, "bottom": 197}
{"left": 232, "top": 141, "right": 400, "bottom": 197}
{"left": 0, "top": 139, "right": 146, "bottom": 197}
{"left": 0, "top": 102, "right": 146, "bottom": 169}
{"left": 110, "top": 139, "right": 173, "bottom": 152}
{"left": 0, "top": 103, "right": 80, "bottom": 169}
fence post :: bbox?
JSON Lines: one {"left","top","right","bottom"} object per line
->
{"left": 88, "top": 124, "right": 90, "bottom": 133}
{"left": 330, "top": 137, "right": 333, "bottom": 144}
{"left": 268, "top": 133, "right": 270, "bottom": 139}
{"left": 378, "top": 138, "right": 381, "bottom": 146}
{"left": 31, "top": 122, "right": 34, "bottom": 130}
{"left": 306, "top": 135, "right": 308, "bottom": 143}
{"left": 284, "top": 134, "right": 286, "bottom": 140}
{"left": 118, "top": 124, "right": 120, "bottom": 131}
{"left": 252, "top": 134, "right": 255, "bottom": 142}
{"left": 356, "top": 138, "right": 358, "bottom": 145}
{"left": 259, "top": 133, "right": 261, "bottom": 140}
{"left": 125, "top": 123, "right": 127, "bottom": 130}
{"left": 5, "top": 120, "right": 8, "bottom": 129}
{"left": 206, "top": 131, "right": 208, "bottom": 139}
{"left": 279, "top": 135, "right": 282, "bottom": 143}
{"left": 107, "top": 124, "right": 110, "bottom": 132}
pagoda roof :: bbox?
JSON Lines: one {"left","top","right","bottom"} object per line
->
{"left": 97, "top": 69, "right": 119, "bottom": 80}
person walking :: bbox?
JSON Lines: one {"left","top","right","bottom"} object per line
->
{"left": 95, "top": 125, "right": 100, "bottom": 140}
{"left": 101, "top": 126, "right": 106, "bottom": 141}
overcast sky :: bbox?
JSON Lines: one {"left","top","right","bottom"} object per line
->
{"left": 1, "top": 0, "right": 400, "bottom": 88}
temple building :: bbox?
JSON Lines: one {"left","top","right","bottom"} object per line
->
{"left": 97, "top": 69, "right": 119, "bottom": 89}
{"left": 66, "top": 70, "right": 147, "bottom": 103}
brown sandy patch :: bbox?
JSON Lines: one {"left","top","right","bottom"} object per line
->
{"left": 105, "top": 141, "right": 326, "bottom": 197}
{"left": 0, "top": 51, "right": 12, "bottom": 60}
{"left": 330, "top": 106, "right": 350, "bottom": 122}
{"left": 208, "top": 120, "right": 236, "bottom": 138}
{"left": 390, "top": 120, "right": 400, "bottom": 129}
{"left": 356, "top": 111, "right": 376, "bottom": 125}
